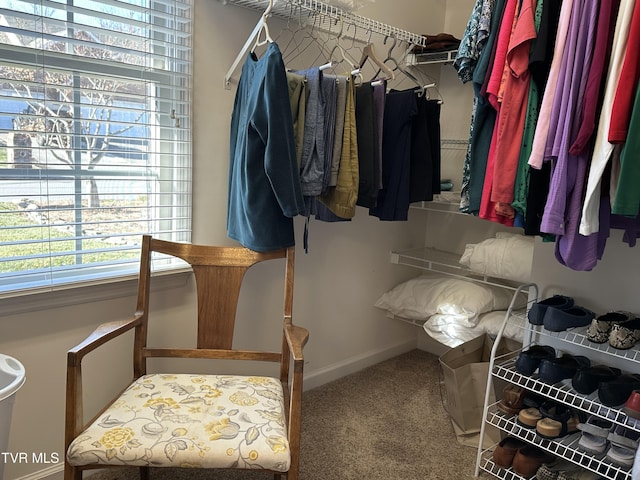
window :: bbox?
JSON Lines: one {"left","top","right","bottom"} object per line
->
{"left": 0, "top": 0, "right": 193, "bottom": 296}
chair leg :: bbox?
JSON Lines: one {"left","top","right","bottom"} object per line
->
{"left": 140, "top": 466, "right": 150, "bottom": 480}
{"left": 64, "top": 462, "right": 82, "bottom": 480}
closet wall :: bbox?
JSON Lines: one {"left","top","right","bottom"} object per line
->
{"left": 2, "top": 0, "right": 636, "bottom": 478}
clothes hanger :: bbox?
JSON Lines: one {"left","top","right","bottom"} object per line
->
{"left": 277, "top": 3, "right": 303, "bottom": 57}
{"left": 376, "top": 35, "right": 427, "bottom": 95}
{"left": 326, "top": 15, "right": 359, "bottom": 73}
{"left": 284, "top": 9, "right": 332, "bottom": 68}
{"left": 250, "top": 0, "right": 274, "bottom": 53}
{"left": 359, "top": 42, "right": 395, "bottom": 81}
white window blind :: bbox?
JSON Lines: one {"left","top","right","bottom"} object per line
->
{"left": 0, "top": 0, "right": 193, "bottom": 296}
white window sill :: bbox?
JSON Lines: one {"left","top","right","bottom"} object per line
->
{"left": 0, "top": 268, "right": 192, "bottom": 317}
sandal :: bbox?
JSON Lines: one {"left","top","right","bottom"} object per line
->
{"left": 536, "top": 401, "right": 583, "bottom": 439}
{"left": 517, "top": 407, "right": 543, "bottom": 428}
{"left": 577, "top": 415, "right": 614, "bottom": 453}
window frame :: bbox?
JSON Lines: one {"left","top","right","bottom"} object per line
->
{"left": 0, "top": 0, "right": 194, "bottom": 299}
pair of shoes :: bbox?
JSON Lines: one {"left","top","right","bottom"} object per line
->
{"left": 536, "top": 402, "right": 583, "bottom": 439}
{"left": 572, "top": 364, "right": 622, "bottom": 395}
{"left": 497, "top": 384, "right": 527, "bottom": 416}
{"left": 515, "top": 345, "right": 556, "bottom": 375}
{"left": 513, "top": 445, "right": 555, "bottom": 477}
{"left": 543, "top": 305, "right": 596, "bottom": 332}
{"left": 517, "top": 401, "right": 582, "bottom": 439}
{"left": 557, "top": 468, "right": 601, "bottom": 480}
{"left": 598, "top": 374, "right": 640, "bottom": 407}
{"left": 576, "top": 415, "right": 614, "bottom": 453}
{"left": 528, "top": 295, "right": 574, "bottom": 325}
{"left": 492, "top": 437, "right": 555, "bottom": 477}
{"left": 539, "top": 354, "right": 590, "bottom": 384}
{"left": 493, "top": 436, "right": 528, "bottom": 467}
{"left": 624, "top": 390, "right": 640, "bottom": 418}
{"left": 609, "top": 317, "right": 640, "bottom": 349}
{"left": 586, "top": 311, "right": 634, "bottom": 343}
{"left": 535, "top": 458, "right": 583, "bottom": 480}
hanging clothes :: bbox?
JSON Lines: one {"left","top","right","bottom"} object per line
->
{"left": 372, "top": 81, "right": 387, "bottom": 190}
{"left": 523, "top": 0, "right": 573, "bottom": 235}
{"left": 321, "top": 74, "right": 338, "bottom": 191}
{"left": 459, "top": 0, "right": 508, "bottom": 214}
{"left": 326, "top": 75, "right": 348, "bottom": 187}
{"left": 580, "top": 0, "right": 637, "bottom": 236}
{"left": 355, "top": 82, "right": 380, "bottom": 208}
{"left": 228, "top": 42, "right": 305, "bottom": 252}
{"left": 318, "top": 76, "right": 359, "bottom": 219}
{"left": 541, "top": 0, "right": 601, "bottom": 271}
{"left": 294, "top": 66, "right": 326, "bottom": 204}
{"left": 611, "top": 85, "right": 640, "bottom": 216}
{"left": 608, "top": 0, "right": 640, "bottom": 144}
{"left": 510, "top": 0, "right": 548, "bottom": 225}
{"left": 478, "top": 0, "right": 520, "bottom": 226}
{"left": 410, "top": 97, "right": 442, "bottom": 203}
{"left": 568, "top": 0, "right": 621, "bottom": 157}
{"left": 286, "top": 71, "right": 307, "bottom": 167}
{"left": 489, "top": 0, "right": 537, "bottom": 211}
{"left": 527, "top": 0, "right": 575, "bottom": 170}
{"left": 454, "top": 0, "right": 496, "bottom": 84}
{"left": 370, "top": 89, "right": 418, "bottom": 221}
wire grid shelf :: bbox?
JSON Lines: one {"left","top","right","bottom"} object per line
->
{"left": 531, "top": 324, "right": 640, "bottom": 365}
{"left": 222, "top": 0, "right": 428, "bottom": 46}
{"left": 493, "top": 357, "right": 640, "bottom": 432}
{"left": 482, "top": 404, "right": 633, "bottom": 480}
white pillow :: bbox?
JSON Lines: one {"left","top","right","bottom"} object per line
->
{"left": 459, "top": 233, "right": 534, "bottom": 283}
{"left": 423, "top": 310, "right": 525, "bottom": 347}
{"left": 374, "top": 273, "right": 514, "bottom": 325}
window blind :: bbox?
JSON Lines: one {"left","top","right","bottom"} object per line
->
{"left": 0, "top": 0, "right": 193, "bottom": 296}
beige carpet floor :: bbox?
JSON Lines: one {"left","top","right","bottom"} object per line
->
{"left": 85, "top": 349, "right": 478, "bottom": 480}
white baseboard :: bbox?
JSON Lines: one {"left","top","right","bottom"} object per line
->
{"left": 12, "top": 464, "right": 63, "bottom": 480}
{"left": 302, "top": 339, "right": 416, "bottom": 391}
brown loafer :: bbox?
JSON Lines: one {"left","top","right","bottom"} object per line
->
{"left": 493, "top": 436, "right": 528, "bottom": 468}
{"left": 512, "top": 445, "right": 555, "bottom": 477}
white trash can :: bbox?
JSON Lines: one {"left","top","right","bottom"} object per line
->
{"left": 0, "top": 354, "right": 26, "bottom": 480}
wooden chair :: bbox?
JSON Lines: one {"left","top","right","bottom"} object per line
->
{"left": 64, "top": 235, "right": 309, "bottom": 479}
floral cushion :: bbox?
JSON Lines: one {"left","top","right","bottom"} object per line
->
{"left": 66, "top": 373, "right": 290, "bottom": 471}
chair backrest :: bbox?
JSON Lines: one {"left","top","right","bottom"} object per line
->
{"left": 134, "top": 235, "right": 295, "bottom": 378}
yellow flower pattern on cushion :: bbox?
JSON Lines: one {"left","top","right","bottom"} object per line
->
{"left": 66, "top": 374, "right": 290, "bottom": 471}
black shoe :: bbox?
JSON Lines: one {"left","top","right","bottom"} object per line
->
{"left": 598, "top": 374, "right": 640, "bottom": 407}
{"left": 538, "top": 354, "right": 590, "bottom": 384}
{"left": 514, "top": 345, "right": 556, "bottom": 375}
{"left": 572, "top": 365, "right": 621, "bottom": 395}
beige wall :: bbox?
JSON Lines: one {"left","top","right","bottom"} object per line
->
{"left": 6, "top": 1, "right": 636, "bottom": 478}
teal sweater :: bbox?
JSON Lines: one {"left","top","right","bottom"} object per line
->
{"left": 227, "top": 42, "right": 305, "bottom": 252}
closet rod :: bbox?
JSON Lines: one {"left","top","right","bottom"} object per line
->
{"left": 222, "top": 0, "right": 428, "bottom": 88}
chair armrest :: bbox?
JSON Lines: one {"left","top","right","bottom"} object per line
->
{"left": 284, "top": 324, "right": 309, "bottom": 362}
{"left": 67, "top": 315, "right": 142, "bottom": 366}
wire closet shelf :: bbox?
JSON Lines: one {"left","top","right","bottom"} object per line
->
{"left": 221, "top": 0, "right": 431, "bottom": 87}
{"left": 221, "top": 0, "right": 429, "bottom": 46}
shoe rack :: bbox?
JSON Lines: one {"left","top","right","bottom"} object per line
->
{"left": 475, "top": 307, "right": 640, "bottom": 480}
